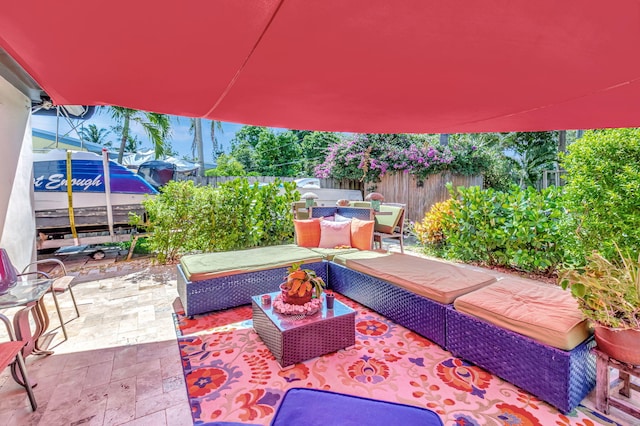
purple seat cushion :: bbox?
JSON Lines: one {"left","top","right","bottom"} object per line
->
{"left": 270, "top": 388, "right": 443, "bottom": 426}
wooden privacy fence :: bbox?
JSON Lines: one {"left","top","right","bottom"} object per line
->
{"left": 175, "top": 173, "right": 481, "bottom": 223}
{"left": 373, "top": 173, "right": 483, "bottom": 222}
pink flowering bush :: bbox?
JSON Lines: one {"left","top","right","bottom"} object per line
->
{"left": 315, "top": 133, "right": 484, "bottom": 183}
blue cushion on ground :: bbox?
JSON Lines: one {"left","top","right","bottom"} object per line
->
{"left": 270, "top": 388, "right": 443, "bottom": 426}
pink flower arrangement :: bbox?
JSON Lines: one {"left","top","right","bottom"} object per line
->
{"left": 273, "top": 294, "right": 322, "bottom": 316}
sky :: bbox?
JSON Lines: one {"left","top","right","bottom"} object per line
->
{"left": 31, "top": 109, "right": 247, "bottom": 161}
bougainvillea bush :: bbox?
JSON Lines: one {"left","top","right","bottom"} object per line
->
{"left": 315, "top": 134, "right": 489, "bottom": 183}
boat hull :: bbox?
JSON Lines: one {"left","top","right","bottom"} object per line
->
{"left": 33, "top": 150, "right": 157, "bottom": 236}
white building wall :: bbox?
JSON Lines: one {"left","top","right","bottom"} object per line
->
{"left": 0, "top": 74, "right": 35, "bottom": 269}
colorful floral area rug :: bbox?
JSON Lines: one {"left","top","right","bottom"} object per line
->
{"left": 174, "top": 295, "right": 619, "bottom": 426}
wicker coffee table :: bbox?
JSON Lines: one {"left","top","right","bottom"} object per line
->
{"left": 251, "top": 292, "right": 356, "bottom": 367}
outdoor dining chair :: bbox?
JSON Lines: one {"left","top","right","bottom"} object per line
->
{"left": 0, "top": 311, "right": 37, "bottom": 412}
{"left": 19, "top": 258, "right": 79, "bottom": 342}
{"left": 373, "top": 203, "right": 406, "bottom": 253}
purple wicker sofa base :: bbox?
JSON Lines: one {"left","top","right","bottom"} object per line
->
{"left": 328, "top": 262, "right": 447, "bottom": 348}
{"left": 446, "top": 307, "right": 595, "bottom": 413}
{"left": 177, "top": 261, "right": 327, "bottom": 316}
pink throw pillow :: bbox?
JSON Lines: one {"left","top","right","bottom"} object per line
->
{"left": 318, "top": 220, "right": 352, "bottom": 248}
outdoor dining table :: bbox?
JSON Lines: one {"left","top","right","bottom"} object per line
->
{"left": 0, "top": 278, "right": 53, "bottom": 384}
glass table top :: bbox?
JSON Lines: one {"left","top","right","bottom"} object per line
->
{"left": 252, "top": 291, "right": 355, "bottom": 332}
{"left": 0, "top": 278, "right": 52, "bottom": 309}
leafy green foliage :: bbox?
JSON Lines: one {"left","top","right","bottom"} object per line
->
{"left": 560, "top": 248, "right": 640, "bottom": 329}
{"left": 502, "top": 131, "right": 558, "bottom": 188}
{"left": 299, "top": 131, "right": 341, "bottom": 175}
{"left": 133, "top": 179, "right": 297, "bottom": 263}
{"left": 205, "top": 154, "right": 246, "bottom": 176}
{"left": 255, "top": 130, "right": 302, "bottom": 176}
{"left": 561, "top": 128, "right": 640, "bottom": 260}
{"left": 210, "top": 179, "right": 263, "bottom": 251}
{"left": 441, "top": 184, "right": 570, "bottom": 274}
{"left": 230, "top": 126, "right": 303, "bottom": 176}
{"left": 133, "top": 180, "right": 211, "bottom": 263}
{"left": 481, "top": 150, "right": 515, "bottom": 192}
{"left": 446, "top": 133, "right": 514, "bottom": 191}
{"left": 229, "top": 138, "right": 258, "bottom": 173}
{"left": 111, "top": 237, "right": 151, "bottom": 255}
{"left": 254, "top": 181, "right": 299, "bottom": 246}
{"left": 446, "top": 135, "right": 493, "bottom": 176}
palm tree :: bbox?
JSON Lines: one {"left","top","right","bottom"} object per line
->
{"left": 191, "top": 119, "right": 224, "bottom": 177}
{"left": 106, "top": 107, "right": 171, "bottom": 163}
{"left": 191, "top": 118, "right": 205, "bottom": 177}
{"left": 210, "top": 120, "right": 224, "bottom": 160}
{"left": 79, "top": 124, "right": 112, "bottom": 146}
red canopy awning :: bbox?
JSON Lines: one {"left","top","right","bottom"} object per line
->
{"left": 2, "top": 1, "right": 640, "bottom": 133}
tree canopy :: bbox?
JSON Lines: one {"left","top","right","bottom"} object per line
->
{"left": 106, "top": 107, "right": 172, "bottom": 163}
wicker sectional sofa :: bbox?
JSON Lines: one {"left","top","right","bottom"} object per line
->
{"left": 176, "top": 246, "right": 595, "bottom": 413}
{"left": 327, "top": 254, "right": 595, "bottom": 413}
{"left": 329, "top": 252, "right": 496, "bottom": 348}
{"left": 177, "top": 245, "right": 327, "bottom": 316}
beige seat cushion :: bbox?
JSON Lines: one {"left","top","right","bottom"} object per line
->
{"left": 342, "top": 253, "right": 496, "bottom": 304}
{"left": 332, "top": 250, "right": 391, "bottom": 266}
{"left": 308, "top": 247, "right": 360, "bottom": 261}
{"left": 180, "top": 245, "right": 323, "bottom": 282}
{"left": 454, "top": 279, "right": 590, "bottom": 350}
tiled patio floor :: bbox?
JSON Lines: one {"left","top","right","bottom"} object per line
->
{"left": 0, "top": 248, "right": 638, "bottom": 425}
{"left": 0, "top": 257, "right": 191, "bottom": 426}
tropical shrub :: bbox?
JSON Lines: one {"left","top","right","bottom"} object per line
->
{"left": 560, "top": 247, "right": 640, "bottom": 329}
{"left": 413, "top": 199, "right": 457, "bottom": 247}
{"left": 251, "top": 180, "right": 298, "bottom": 247}
{"left": 133, "top": 180, "right": 215, "bottom": 263}
{"left": 480, "top": 149, "right": 515, "bottom": 192}
{"left": 442, "top": 184, "right": 570, "bottom": 274}
{"left": 205, "top": 154, "right": 246, "bottom": 176}
{"left": 210, "top": 179, "right": 264, "bottom": 251}
{"left": 561, "top": 128, "right": 640, "bottom": 261}
{"left": 133, "top": 179, "right": 298, "bottom": 263}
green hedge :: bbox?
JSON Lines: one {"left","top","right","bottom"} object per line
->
{"left": 441, "top": 184, "right": 573, "bottom": 274}
{"left": 132, "top": 179, "right": 298, "bottom": 263}
{"left": 561, "top": 128, "right": 640, "bottom": 261}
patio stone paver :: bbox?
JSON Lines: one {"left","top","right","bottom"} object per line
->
{"left": 0, "top": 256, "right": 188, "bottom": 426}
{"left": 0, "top": 246, "right": 638, "bottom": 425}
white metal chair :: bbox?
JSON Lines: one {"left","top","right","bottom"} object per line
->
{"left": 20, "top": 258, "right": 79, "bottom": 341}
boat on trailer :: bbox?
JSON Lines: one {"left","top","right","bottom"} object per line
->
{"left": 33, "top": 149, "right": 157, "bottom": 250}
